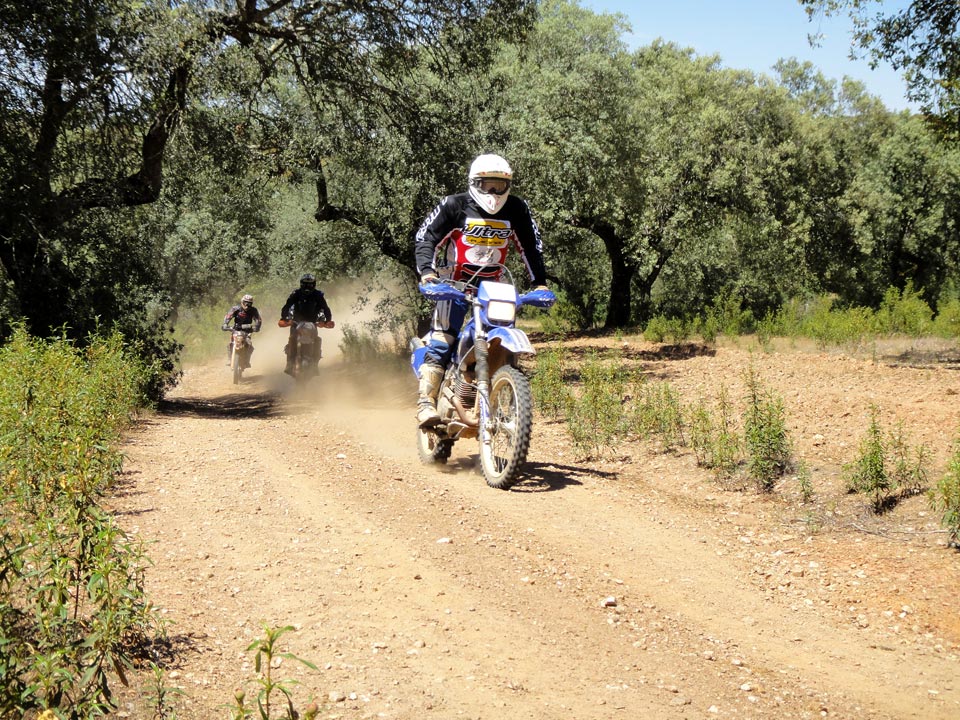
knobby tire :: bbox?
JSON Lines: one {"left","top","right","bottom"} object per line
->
{"left": 480, "top": 366, "right": 533, "bottom": 490}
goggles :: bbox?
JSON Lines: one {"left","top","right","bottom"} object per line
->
{"left": 472, "top": 177, "right": 511, "bottom": 195}
{"left": 241, "top": 300, "right": 252, "bottom": 307}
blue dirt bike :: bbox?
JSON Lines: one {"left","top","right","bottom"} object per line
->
{"left": 410, "top": 266, "right": 555, "bottom": 489}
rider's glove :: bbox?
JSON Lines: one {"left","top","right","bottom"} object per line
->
{"left": 420, "top": 272, "right": 439, "bottom": 284}
{"left": 221, "top": 324, "right": 230, "bottom": 331}
{"left": 241, "top": 324, "right": 252, "bottom": 330}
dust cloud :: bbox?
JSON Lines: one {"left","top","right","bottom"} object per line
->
{"left": 184, "top": 277, "right": 421, "bottom": 460}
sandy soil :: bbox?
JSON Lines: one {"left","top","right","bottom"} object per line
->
{"left": 108, "top": 324, "right": 960, "bottom": 719}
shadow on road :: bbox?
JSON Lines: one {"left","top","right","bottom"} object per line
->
{"left": 158, "top": 391, "right": 286, "bottom": 419}
{"left": 510, "top": 460, "right": 617, "bottom": 492}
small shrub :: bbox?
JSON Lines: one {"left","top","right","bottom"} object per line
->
{"left": 874, "top": 282, "right": 933, "bottom": 336}
{"left": 743, "top": 368, "right": 791, "bottom": 492}
{"left": 643, "top": 315, "right": 670, "bottom": 343}
{"left": 631, "top": 381, "right": 686, "bottom": 449}
{"left": 232, "top": 625, "right": 320, "bottom": 720}
{"left": 531, "top": 347, "right": 570, "bottom": 419}
{"left": 688, "top": 389, "right": 742, "bottom": 482}
{"left": 930, "top": 445, "right": 960, "bottom": 545}
{"left": 932, "top": 298, "right": 960, "bottom": 338}
{"left": 704, "top": 288, "right": 754, "bottom": 337}
{"left": 845, "top": 406, "right": 890, "bottom": 511}
{"left": 566, "top": 351, "right": 629, "bottom": 458}
{"left": 845, "top": 408, "right": 931, "bottom": 513}
{"left": 795, "top": 459, "right": 814, "bottom": 503}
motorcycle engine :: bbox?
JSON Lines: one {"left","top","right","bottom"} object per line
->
{"left": 453, "top": 372, "right": 476, "bottom": 408}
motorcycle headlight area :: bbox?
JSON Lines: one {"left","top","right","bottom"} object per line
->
{"left": 486, "top": 299, "right": 516, "bottom": 325}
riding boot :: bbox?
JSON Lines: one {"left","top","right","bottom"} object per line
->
{"left": 416, "top": 364, "right": 444, "bottom": 427}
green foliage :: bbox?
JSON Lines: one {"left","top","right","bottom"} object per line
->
{"left": 688, "top": 388, "right": 742, "bottom": 483}
{"left": 846, "top": 407, "right": 889, "bottom": 510}
{"left": 795, "top": 459, "right": 814, "bottom": 503}
{"left": 566, "top": 351, "right": 629, "bottom": 458}
{"left": 873, "top": 283, "right": 933, "bottom": 336}
{"left": 0, "top": 328, "right": 160, "bottom": 717}
{"left": 704, "top": 289, "right": 755, "bottom": 337}
{"left": 232, "top": 625, "right": 320, "bottom": 720}
{"left": 931, "top": 444, "right": 960, "bottom": 544}
{"left": 642, "top": 316, "right": 692, "bottom": 344}
{"left": 630, "top": 380, "right": 686, "bottom": 450}
{"left": 931, "top": 298, "right": 960, "bottom": 338}
{"left": 530, "top": 348, "right": 571, "bottom": 419}
{"left": 845, "top": 406, "right": 931, "bottom": 513}
{"left": 742, "top": 369, "right": 792, "bottom": 492}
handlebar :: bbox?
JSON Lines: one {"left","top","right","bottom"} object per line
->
{"left": 418, "top": 280, "right": 556, "bottom": 309}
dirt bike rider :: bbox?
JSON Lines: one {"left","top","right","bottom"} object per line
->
{"left": 280, "top": 273, "right": 334, "bottom": 376}
{"left": 221, "top": 293, "right": 262, "bottom": 367}
{"left": 413, "top": 153, "right": 548, "bottom": 427}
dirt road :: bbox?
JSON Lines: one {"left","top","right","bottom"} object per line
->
{"left": 113, "top": 329, "right": 959, "bottom": 719}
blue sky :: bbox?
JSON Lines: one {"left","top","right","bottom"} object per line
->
{"left": 582, "top": 0, "right": 916, "bottom": 111}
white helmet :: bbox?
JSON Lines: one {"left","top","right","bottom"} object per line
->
{"left": 468, "top": 153, "right": 512, "bottom": 214}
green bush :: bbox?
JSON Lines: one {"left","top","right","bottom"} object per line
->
{"left": 704, "top": 288, "right": 754, "bottom": 337}
{"left": 874, "top": 282, "right": 933, "bottom": 336}
{"left": 931, "top": 446, "right": 960, "bottom": 544}
{"left": 688, "top": 388, "right": 742, "bottom": 482}
{"left": 931, "top": 298, "right": 960, "bottom": 338}
{"left": 0, "top": 328, "right": 160, "bottom": 717}
{"left": 631, "top": 380, "right": 686, "bottom": 450}
{"left": 643, "top": 315, "right": 691, "bottom": 343}
{"left": 566, "top": 351, "right": 629, "bottom": 458}
{"left": 743, "top": 369, "right": 792, "bottom": 492}
{"left": 530, "top": 347, "right": 571, "bottom": 419}
{"left": 844, "top": 406, "right": 930, "bottom": 513}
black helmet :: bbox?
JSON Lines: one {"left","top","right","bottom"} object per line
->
{"left": 300, "top": 273, "right": 316, "bottom": 290}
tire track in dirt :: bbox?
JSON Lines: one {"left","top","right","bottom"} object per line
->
{"left": 112, "top": 356, "right": 959, "bottom": 719}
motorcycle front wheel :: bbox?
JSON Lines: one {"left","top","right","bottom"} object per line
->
{"left": 480, "top": 366, "right": 533, "bottom": 490}
{"left": 231, "top": 350, "right": 241, "bottom": 384}
{"left": 417, "top": 427, "right": 453, "bottom": 464}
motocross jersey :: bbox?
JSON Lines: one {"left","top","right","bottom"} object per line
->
{"left": 223, "top": 305, "right": 262, "bottom": 331}
{"left": 414, "top": 192, "right": 547, "bottom": 286}
{"left": 281, "top": 288, "right": 332, "bottom": 323}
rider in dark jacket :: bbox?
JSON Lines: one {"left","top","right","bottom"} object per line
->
{"left": 413, "top": 153, "right": 548, "bottom": 426}
{"left": 221, "top": 293, "right": 262, "bottom": 367}
{"left": 280, "top": 274, "right": 333, "bottom": 375}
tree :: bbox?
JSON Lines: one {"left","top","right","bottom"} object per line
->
{"left": 799, "top": 0, "right": 960, "bottom": 122}
{"left": 504, "top": 2, "right": 812, "bottom": 328}
{"left": 0, "top": 0, "right": 534, "bottom": 372}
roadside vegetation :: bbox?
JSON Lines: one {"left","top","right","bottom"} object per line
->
{"left": 530, "top": 286, "right": 960, "bottom": 543}
{"left": 0, "top": 328, "right": 163, "bottom": 718}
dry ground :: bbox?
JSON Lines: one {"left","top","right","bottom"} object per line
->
{"left": 108, "top": 324, "right": 960, "bottom": 719}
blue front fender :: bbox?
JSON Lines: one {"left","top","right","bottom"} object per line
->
{"left": 487, "top": 327, "right": 535, "bottom": 355}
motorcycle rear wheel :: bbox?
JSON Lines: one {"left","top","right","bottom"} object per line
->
{"left": 417, "top": 427, "right": 453, "bottom": 464}
{"left": 480, "top": 366, "right": 533, "bottom": 490}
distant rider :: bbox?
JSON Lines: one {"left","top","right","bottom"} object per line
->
{"left": 280, "top": 273, "right": 334, "bottom": 375}
{"left": 221, "top": 293, "right": 262, "bottom": 367}
{"left": 413, "top": 153, "right": 548, "bottom": 427}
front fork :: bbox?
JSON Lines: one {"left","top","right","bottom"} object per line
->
{"left": 473, "top": 304, "right": 492, "bottom": 447}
